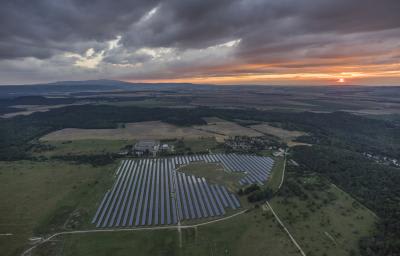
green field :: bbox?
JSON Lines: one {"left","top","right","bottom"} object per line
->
{"left": 269, "top": 169, "right": 377, "bottom": 256}
{"left": 0, "top": 160, "right": 116, "bottom": 256}
{"left": 33, "top": 207, "right": 299, "bottom": 256}
{"left": 266, "top": 156, "right": 285, "bottom": 192}
{"left": 32, "top": 139, "right": 132, "bottom": 156}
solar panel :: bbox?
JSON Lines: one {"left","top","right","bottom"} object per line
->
{"left": 187, "top": 175, "right": 203, "bottom": 218}
{"left": 102, "top": 160, "right": 131, "bottom": 227}
{"left": 147, "top": 162, "right": 157, "bottom": 225}
{"left": 135, "top": 160, "right": 151, "bottom": 226}
{"left": 154, "top": 161, "right": 160, "bottom": 225}
{"left": 94, "top": 154, "right": 279, "bottom": 228}
{"left": 192, "top": 176, "right": 208, "bottom": 217}
{"left": 164, "top": 159, "right": 171, "bottom": 224}
{"left": 123, "top": 161, "right": 142, "bottom": 226}
{"left": 116, "top": 161, "right": 138, "bottom": 226}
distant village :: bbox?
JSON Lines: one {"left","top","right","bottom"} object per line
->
{"left": 363, "top": 152, "right": 400, "bottom": 167}
{"left": 117, "top": 136, "right": 287, "bottom": 159}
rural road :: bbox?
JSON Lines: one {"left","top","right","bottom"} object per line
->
{"left": 266, "top": 201, "right": 306, "bottom": 256}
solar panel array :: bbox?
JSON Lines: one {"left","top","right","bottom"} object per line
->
{"left": 92, "top": 154, "right": 273, "bottom": 228}
{"left": 171, "top": 153, "right": 274, "bottom": 185}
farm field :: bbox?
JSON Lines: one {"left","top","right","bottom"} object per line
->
{"left": 40, "top": 118, "right": 266, "bottom": 143}
{"left": 41, "top": 121, "right": 215, "bottom": 141}
{"left": 249, "top": 123, "right": 309, "bottom": 147}
{"left": 0, "top": 160, "right": 117, "bottom": 256}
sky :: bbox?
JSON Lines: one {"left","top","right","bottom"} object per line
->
{"left": 0, "top": 0, "right": 399, "bottom": 86}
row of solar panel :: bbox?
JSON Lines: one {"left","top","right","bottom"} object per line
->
{"left": 170, "top": 153, "right": 274, "bottom": 185}
{"left": 91, "top": 158, "right": 240, "bottom": 227}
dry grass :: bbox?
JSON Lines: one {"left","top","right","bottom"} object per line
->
{"left": 42, "top": 118, "right": 265, "bottom": 142}
{"left": 250, "top": 123, "right": 310, "bottom": 147}
{"left": 41, "top": 121, "right": 215, "bottom": 141}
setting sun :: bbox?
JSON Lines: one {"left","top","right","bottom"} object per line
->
{"left": 337, "top": 78, "right": 345, "bottom": 83}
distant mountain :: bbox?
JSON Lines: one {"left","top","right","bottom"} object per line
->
{"left": 48, "top": 79, "right": 134, "bottom": 87}
{"left": 0, "top": 79, "right": 213, "bottom": 98}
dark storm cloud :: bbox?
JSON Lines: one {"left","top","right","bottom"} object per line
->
{"left": 2, "top": 0, "right": 399, "bottom": 60}
{"left": 1, "top": 0, "right": 400, "bottom": 85}
{"left": 0, "top": 0, "right": 158, "bottom": 59}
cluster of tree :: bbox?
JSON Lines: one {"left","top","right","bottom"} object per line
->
{"left": 51, "top": 153, "right": 118, "bottom": 167}
{"left": 292, "top": 145, "right": 400, "bottom": 256}
{"left": 224, "top": 135, "right": 284, "bottom": 153}
{"left": 247, "top": 188, "right": 274, "bottom": 203}
{"left": 238, "top": 184, "right": 260, "bottom": 195}
{"left": 238, "top": 184, "right": 273, "bottom": 203}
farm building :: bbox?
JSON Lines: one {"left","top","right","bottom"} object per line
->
{"left": 133, "top": 140, "right": 160, "bottom": 156}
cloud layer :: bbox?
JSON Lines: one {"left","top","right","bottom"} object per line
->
{"left": 1, "top": 0, "right": 399, "bottom": 85}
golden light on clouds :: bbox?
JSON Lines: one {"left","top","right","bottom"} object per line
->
{"left": 130, "top": 62, "right": 400, "bottom": 85}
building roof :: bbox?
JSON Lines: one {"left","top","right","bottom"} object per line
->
{"left": 134, "top": 140, "right": 160, "bottom": 151}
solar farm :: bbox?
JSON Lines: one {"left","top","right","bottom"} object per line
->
{"left": 91, "top": 153, "right": 274, "bottom": 228}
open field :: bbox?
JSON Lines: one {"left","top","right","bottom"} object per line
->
{"left": 249, "top": 123, "right": 309, "bottom": 147}
{"left": 41, "top": 121, "right": 215, "bottom": 141}
{"left": 269, "top": 170, "right": 377, "bottom": 256}
{"left": 1, "top": 102, "right": 91, "bottom": 118}
{"left": 32, "top": 207, "right": 299, "bottom": 256}
{"left": 194, "top": 118, "right": 263, "bottom": 142}
{"left": 0, "top": 160, "right": 116, "bottom": 256}
{"left": 41, "top": 118, "right": 264, "bottom": 143}
{"left": 31, "top": 139, "right": 132, "bottom": 156}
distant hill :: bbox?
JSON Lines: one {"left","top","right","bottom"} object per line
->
{"left": 0, "top": 79, "right": 212, "bottom": 98}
